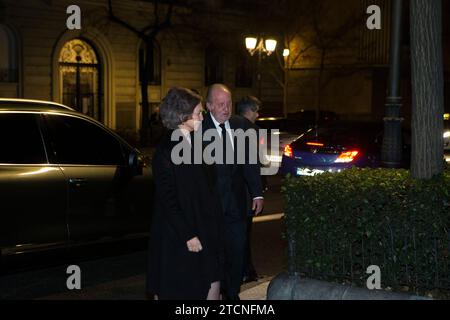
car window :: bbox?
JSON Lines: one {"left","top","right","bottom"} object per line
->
{"left": 44, "top": 114, "right": 125, "bottom": 165}
{"left": 0, "top": 113, "right": 47, "bottom": 164}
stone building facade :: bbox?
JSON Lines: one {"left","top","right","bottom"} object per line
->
{"left": 0, "top": 0, "right": 281, "bottom": 134}
{"left": 1, "top": 0, "right": 448, "bottom": 135}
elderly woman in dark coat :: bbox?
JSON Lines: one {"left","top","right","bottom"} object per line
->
{"left": 146, "top": 87, "right": 224, "bottom": 300}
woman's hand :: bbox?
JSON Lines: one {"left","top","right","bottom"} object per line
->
{"left": 187, "top": 237, "right": 203, "bottom": 253}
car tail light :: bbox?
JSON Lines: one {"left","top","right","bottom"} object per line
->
{"left": 306, "top": 142, "right": 324, "bottom": 147}
{"left": 284, "top": 144, "right": 293, "bottom": 158}
{"left": 334, "top": 150, "right": 359, "bottom": 163}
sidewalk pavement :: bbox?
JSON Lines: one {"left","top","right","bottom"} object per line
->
{"left": 239, "top": 280, "right": 270, "bottom": 300}
{"left": 38, "top": 274, "right": 272, "bottom": 300}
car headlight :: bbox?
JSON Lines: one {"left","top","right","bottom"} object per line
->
{"left": 444, "top": 131, "right": 450, "bottom": 139}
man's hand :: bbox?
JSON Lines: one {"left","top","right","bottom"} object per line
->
{"left": 252, "top": 198, "right": 264, "bottom": 215}
{"left": 187, "top": 237, "right": 203, "bottom": 253}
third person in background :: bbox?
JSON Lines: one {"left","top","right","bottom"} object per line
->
{"left": 236, "top": 95, "right": 264, "bottom": 283}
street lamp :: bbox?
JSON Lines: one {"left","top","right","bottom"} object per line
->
{"left": 245, "top": 36, "right": 277, "bottom": 56}
{"left": 244, "top": 36, "right": 277, "bottom": 99}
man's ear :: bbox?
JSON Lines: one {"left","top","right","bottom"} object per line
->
{"left": 206, "top": 102, "right": 212, "bottom": 111}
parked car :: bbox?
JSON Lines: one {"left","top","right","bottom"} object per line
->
{"left": 0, "top": 99, "right": 153, "bottom": 269}
{"left": 256, "top": 112, "right": 339, "bottom": 169}
{"left": 280, "top": 121, "right": 411, "bottom": 176}
{"left": 287, "top": 110, "right": 338, "bottom": 126}
{"left": 255, "top": 117, "right": 306, "bottom": 168}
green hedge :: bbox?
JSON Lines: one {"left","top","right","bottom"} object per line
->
{"left": 282, "top": 168, "right": 450, "bottom": 296}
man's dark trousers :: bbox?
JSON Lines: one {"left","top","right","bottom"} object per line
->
{"left": 215, "top": 162, "right": 246, "bottom": 300}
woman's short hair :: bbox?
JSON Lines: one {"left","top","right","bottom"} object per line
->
{"left": 159, "top": 87, "right": 202, "bottom": 129}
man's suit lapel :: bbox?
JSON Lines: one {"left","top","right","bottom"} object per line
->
{"left": 202, "top": 112, "right": 215, "bottom": 149}
{"left": 203, "top": 112, "right": 215, "bottom": 131}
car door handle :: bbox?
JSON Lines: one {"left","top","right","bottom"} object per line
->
{"left": 69, "top": 178, "right": 87, "bottom": 188}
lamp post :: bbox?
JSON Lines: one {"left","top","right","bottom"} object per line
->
{"left": 381, "top": 0, "right": 404, "bottom": 168}
{"left": 245, "top": 36, "right": 277, "bottom": 100}
{"left": 282, "top": 48, "right": 290, "bottom": 118}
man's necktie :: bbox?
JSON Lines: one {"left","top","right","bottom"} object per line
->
{"left": 219, "top": 123, "right": 233, "bottom": 165}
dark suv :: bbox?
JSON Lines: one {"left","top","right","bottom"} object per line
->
{"left": 0, "top": 99, "right": 153, "bottom": 267}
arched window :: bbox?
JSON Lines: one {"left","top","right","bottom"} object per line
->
{"left": 58, "top": 39, "right": 103, "bottom": 121}
{"left": 139, "top": 41, "right": 161, "bottom": 85}
{"left": 0, "top": 24, "right": 18, "bottom": 83}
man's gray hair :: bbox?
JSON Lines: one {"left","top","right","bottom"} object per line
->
{"left": 236, "top": 95, "right": 261, "bottom": 116}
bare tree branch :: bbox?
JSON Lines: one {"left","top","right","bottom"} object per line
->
{"left": 106, "top": 0, "right": 175, "bottom": 146}
{"left": 142, "top": 0, "right": 173, "bottom": 36}
{"left": 107, "top": 0, "right": 147, "bottom": 40}
{"left": 108, "top": 0, "right": 173, "bottom": 41}
{"left": 289, "top": 43, "right": 315, "bottom": 67}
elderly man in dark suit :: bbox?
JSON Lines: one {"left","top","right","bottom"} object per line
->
{"left": 236, "top": 95, "right": 264, "bottom": 284}
{"left": 201, "top": 84, "right": 264, "bottom": 300}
